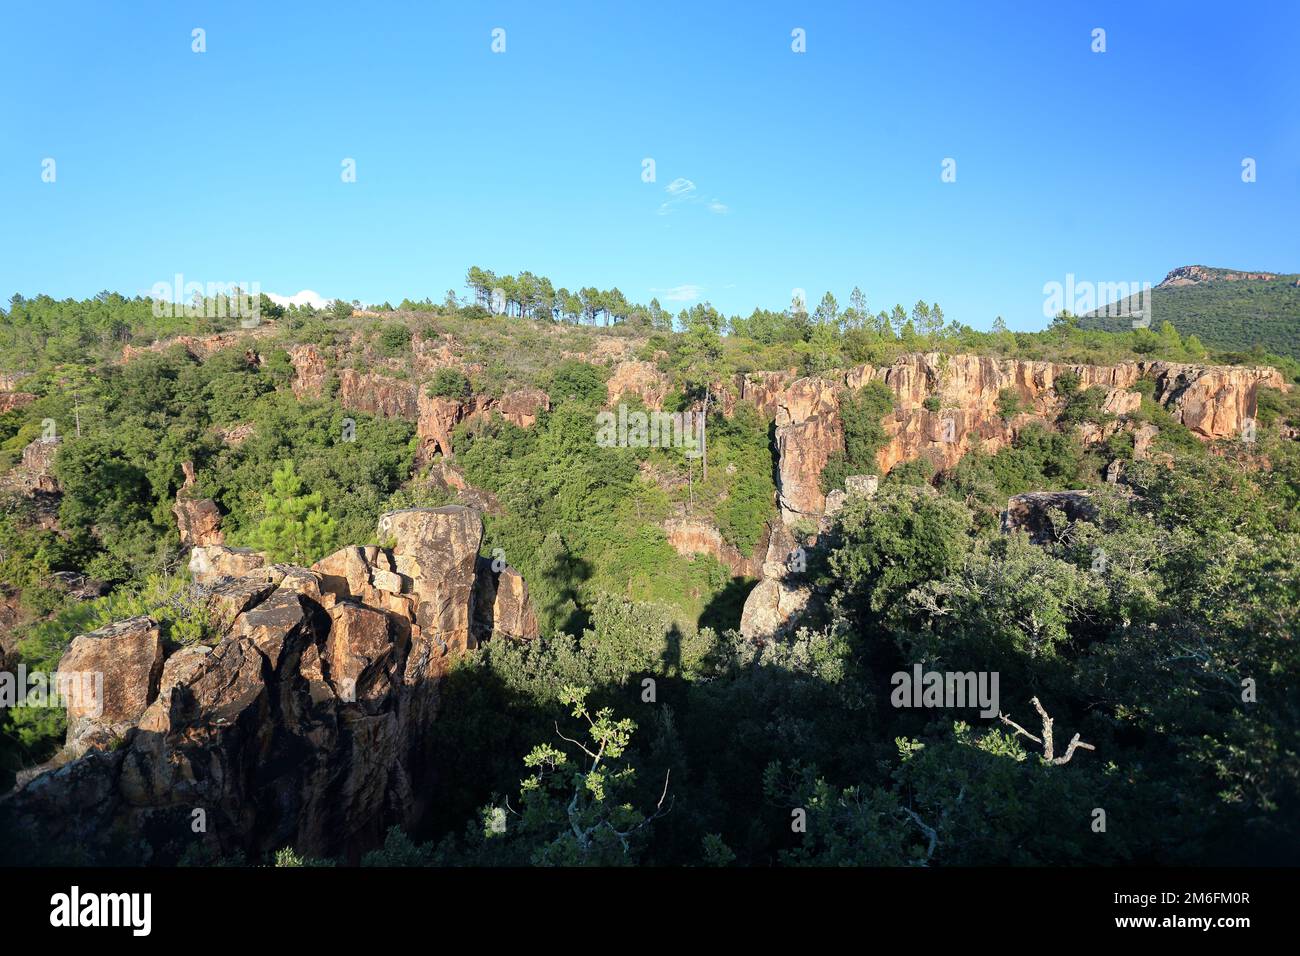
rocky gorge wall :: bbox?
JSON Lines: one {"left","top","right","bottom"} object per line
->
{"left": 280, "top": 343, "right": 1286, "bottom": 560}
{"left": 742, "top": 354, "right": 1285, "bottom": 525}
{"left": 0, "top": 506, "right": 538, "bottom": 865}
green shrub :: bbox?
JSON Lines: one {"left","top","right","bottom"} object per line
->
{"left": 427, "top": 368, "right": 471, "bottom": 400}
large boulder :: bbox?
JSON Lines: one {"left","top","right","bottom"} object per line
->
{"left": 739, "top": 578, "right": 813, "bottom": 641}
{"left": 189, "top": 545, "right": 266, "bottom": 586}
{"left": 378, "top": 506, "right": 485, "bottom": 660}
{"left": 174, "top": 497, "right": 224, "bottom": 547}
{"left": 56, "top": 616, "right": 164, "bottom": 757}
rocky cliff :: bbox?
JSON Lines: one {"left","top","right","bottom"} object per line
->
{"left": 0, "top": 506, "right": 538, "bottom": 865}
{"left": 277, "top": 343, "right": 1285, "bottom": 532}
{"left": 754, "top": 354, "right": 1283, "bottom": 525}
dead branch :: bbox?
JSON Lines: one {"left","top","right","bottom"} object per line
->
{"left": 999, "top": 697, "right": 1095, "bottom": 765}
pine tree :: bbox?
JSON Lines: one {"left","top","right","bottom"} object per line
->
{"left": 248, "top": 460, "right": 337, "bottom": 564}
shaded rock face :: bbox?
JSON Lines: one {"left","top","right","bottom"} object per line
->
{"left": 739, "top": 578, "right": 812, "bottom": 641}
{"left": 767, "top": 354, "right": 1284, "bottom": 524}
{"left": 472, "top": 558, "right": 540, "bottom": 641}
{"left": 0, "top": 507, "right": 524, "bottom": 865}
{"left": 738, "top": 522, "right": 815, "bottom": 641}
{"left": 1002, "top": 491, "right": 1097, "bottom": 543}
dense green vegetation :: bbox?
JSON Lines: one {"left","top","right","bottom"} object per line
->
{"left": 452, "top": 368, "right": 773, "bottom": 636}
{"left": 2, "top": 277, "right": 1299, "bottom": 865}
{"left": 822, "top": 380, "right": 896, "bottom": 494}
{"left": 362, "top": 435, "right": 1300, "bottom": 866}
{"left": 1078, "top": 271, "right": 1300, "bottom": 360}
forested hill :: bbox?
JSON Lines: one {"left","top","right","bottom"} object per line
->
{"left": 3, "top": 275, "right": 1300, "bottom": 867}
{"left": 1078, "top": 265, "right": 1300, "bottom": 359}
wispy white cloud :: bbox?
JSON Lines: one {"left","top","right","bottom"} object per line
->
{"left": 649, "top": 284, "right": 702, "bottom": 302}
{"left": 657, "top": 177, "right": 728, "bottom": 216}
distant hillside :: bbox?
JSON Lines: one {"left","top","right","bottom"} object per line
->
{"left": 1078, "top": 265, "right": 1300, "bottom": 359}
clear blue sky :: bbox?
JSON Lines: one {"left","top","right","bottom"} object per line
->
{"left": 2, "top": 0, "right": 1297, "bottom": 330}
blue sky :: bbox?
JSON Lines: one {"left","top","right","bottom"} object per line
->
{"left": 2, "top": 0, "right": 1297, "bottom": 330}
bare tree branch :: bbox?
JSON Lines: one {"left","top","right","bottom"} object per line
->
{"left": 1000, "top": 697, "right": 1095, "bottom": 765}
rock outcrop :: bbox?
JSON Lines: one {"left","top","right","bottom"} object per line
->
{"left": 662, "top": 518, "right": 763, "bottom": 579}
{"left": 606, "top": 360, "right": 671, "bottom": 409}
{"left": 738, "top": 522, "right": 815, "bottom": 641}
{"left": 289, "top": 343, "right": 330, "bottom": 399}
{"left": 766, "top": 354, "right": 1284, "bottom": 524}
{"left": 0, "top": 391, "right": 35, "bottom": 414}
{"left": 498, "top": 387, "right": 550, "bottom": 428}
{"left": 57, "top": 616, "right": 165, "bottom": 758}
{"left": 15, "top": 438, "right": 61, "bottom": 493}
{"left": 189, "top": 545, "right": 266, "bottom": 585}
{"left": 473, "top": 558, "right": 540, "bottom": 641}
{"left": 173, "top": 461, "right": 224, "bottom": 548}
{"left": 1, "top": 506, "right": 538, "bottom": 865}
{"left": 415, "top": 392, "right": 467, "bottom": 459}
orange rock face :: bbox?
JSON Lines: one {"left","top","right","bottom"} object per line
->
{"left": 1148, "top": 362, "right": 1284, "bottom": 439}
{"left": 473, "top": 558, "right": 541, "bottom": 641}
{"left": 416, "top": 393, "right": 466, "bottom": 459}
{"left": 57, "top": 615, "right": 164, "bottom": 756}
{"left": 9, "top": 505, "right": 540, "bottom": 864}
{"left": 339, "top": 369, "right": 419, "bottom": 419}
{"left": 174, "top": 497, "right": 225, "bottom": 547}
{"left": 0, "top": 391, "right": 35, "bottom": 414}
{"left": 378, "top": 506, "right": 485, "bottom": 658}
{"left": 606, "top": 360, "right": 671, "bottom": 409}
{"left": 498, "top": 386, "right": 550, "bottom": 428}
{"left": 290, "top": 343, "right": 329, "bottom": 398}
{"left": 662, "top": 518, "right": 763, "bottom": 578}
{"left": 764, "top": 353, "right": 1284, "bottom": 524}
